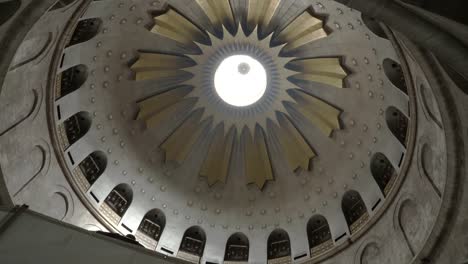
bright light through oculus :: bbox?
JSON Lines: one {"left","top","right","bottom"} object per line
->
{"left": 214, "top": 55, "right": 267, "bottom": 107}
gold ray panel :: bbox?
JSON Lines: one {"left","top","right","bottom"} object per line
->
{"left": 247, "top": 0, "right": 281, "bottom": 30}
{"left": 133, "top": 69, "right": 191, "bottom": 82}
{"left": 143, "top": 98, "right": 198, "bottom": 133}
{"left": 131, "top": 53, "right": 195, "bottom": 71}
{"left": 132, "top": 6, "right": 347, "bottom": 189}
{"left": 131, "top": 52, "right": 195, "bottom": 81}
{"left": 289, "top": 58, "right": 347, "bottom": 88}
{"left": 160, "top": 110, "right": 211, "bottom": 165}
{"left": 137, "top": 86, "right": 193, "bottom": 121}
{"left": 276, "top": 10, "right": 327, "bottom": 52}
{"left": 243, "top": 126, "right": 273, "bottom": 189}
{"left": 272, "top": 113, "right": 316, "bottom": 172}
{"left": 152, "top": 8, "right": 206, "bottom": 46}
{"left": 289, "top": 90, "right": 341, "bottom": 136}
{"left": 195, "top": 0, "right": 235, "bottom": 31}
{"left": 200, "top": 124, "right": 236, "bottom": 186}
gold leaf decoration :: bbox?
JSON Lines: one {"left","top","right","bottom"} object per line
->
{"left": 270, "top": 113, "right": 316, "bottom": 172}
{"left": 276, "top": 10, "right": 328, "bottom": 52}
{"left": 136, "top": 86, "right": 193, "bottom": 121}
{"left": 160, "top": 110, "right": 211, "bottom": 165}
{"left": 195, "top": 0, "right": 235, "bottom": 31}
{"left": 144, "top": 98, "right": 198, "bottom": 131}
{"left": 243, "top": 125, "right": 274, "bottom": 189}
{"left": 288, "top": 58, "right": 347, "bottom": 88}
{"left": 247, "top": 0, "right": 281, "bottom": 30}
{"left": 151, "top": 8, "right": 207, "bottom": 46}
{"left": 289, "top": 89, "right": 341, "bottom": 136}
{"left": 200, "top": 124, "right": 236, "bottom": 186}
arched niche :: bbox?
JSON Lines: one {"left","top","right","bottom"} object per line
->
{"left": 360, "top": 242, "right": 381, "bottom": 264}
{"left": 362, "top": 15, "right": 388, "bottom": 39}
{"left": 307, "top": 215, "right": 333, "bottom": 257}
{"left": 76, "top": 151, "right": 106, "bottom": 190}
{"left": 224, "top": 232, "right": 249, "bottom": 262}
{"left": 386, "top": 106, "right": 409, "bottom": 147}
{"left": 0, "top": 0, "right": 21, "bottom": 26}
{"left": 370, "top": 152, "right": 396, "bottom": 196}
{"left": 178, "top": 226, "right": 206, "bottom": 262}
{"left": 267, "top": 229, "right": 291, "bottom": 263}
{"left": 68, "top": 18, "right": 102, "bottom": 47}
{"left": 58, "top": 64, "right": 88, "bottom": 98}
{"left": 101, "top": 183, "right": 133, "bottom": 225}
{"left": 398, "top": 199, "right": 424, "bottom": 256}
{"left": 383, "top": 58, "right": 407, "bottom": 94}
{"left": 342, "top": 190, "right": 369, "bottom": 234}
{"left": 61, "top": 111, "right": 91, "bottom": 148}
{"left": 136, "top": 209, "right": 166, "bottom": 249}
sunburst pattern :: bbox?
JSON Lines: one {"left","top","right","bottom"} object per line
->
{"left": 131, "top": 1, "right": 348, "bottom": 189}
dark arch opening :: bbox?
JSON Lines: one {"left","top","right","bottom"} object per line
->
{"left": 386, "top": 106, "right": 409, "bottom": 147}
{"left": 224, "top": 232, "right": 249, "bottom": 262}
{"left": 137, "top": 209, "right": 166, "bottom": 247}
{"left": 370, "top": 152, "right": 396, "bottom": 196}
{"left": 342, "top": 190, "right": 368, "bottom": 234}
{"left": 178, "top": 226, "right": 206, "bottom": 260}
{"left": 58, "top": 64, "right": 88, "bottom": 98}
{"left": 68, "top": 18, "right": 102, "bottom": 47}
{"left": 78, "top": 151, "right": 106, "bottom": 186}
{"left": 267, "top": 229, "right": 291, "bottom": 262}
{"left": 50, "top": 0, "right": 76, "bottom": 11}
{"left": 63, "top": 111, "right": 91, "bottom": 146}
{"left": 362, "top": 15, "right": 388, "bottom": 39}
{"left": 0, "top": 0, "right": 21, "bottom": 26}
{"left": 307, "top": 215, "right": 333, "bottom": 257}
{"left": 104, "top": 184, "right": 133, "bottom": 217}
{"left": 383, "top": 58, "right": 407, "bottom": 94}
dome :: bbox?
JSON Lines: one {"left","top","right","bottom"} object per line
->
{"left": 0, "top": 0, "right": 466, "bottom": 263}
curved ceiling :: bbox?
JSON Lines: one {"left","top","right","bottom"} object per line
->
{"left": 47, "top": 1, "right": 413, "bottom": 262}
{"left": 3, "top": 0, "right": 450, "bottom": 263}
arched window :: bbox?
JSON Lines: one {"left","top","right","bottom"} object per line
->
{"left": 307, "top": 215, "right": 333, "bottom": 257}
{"left": 267, "top": 229, "right": 291, "bottom": 263}
{"left": 68, "top": 18, "right": 102, "bottom": 47}
{"left": 136, "top": 209, "right": 166, "bottom": 249}
{"left": 100, "top": 184, "right": 133, "bottom": 225}
{"left": 75, "top": 151, "right": 106, "bottom": 191}
{"left": 178, "top": 226, "right": 206, "bottom": 262}
{"left": 383, "top": 58, "right": 407, "bottom": 94}
{"left": 342, "top": 190, "right": 369, "bottom": 234}
{"left": 60, "top": 111, "right": 91, "bottom": 149}
{"left": 224, "top": 232, "right": 249, "bottom": 262}
{"left": 58, "top": 64, "right": 87, "bottom": 98}
{"left": 371, "top": 152, "right": 396, "bottom": 196}
{"left": 386, "top": 106, "right": 409, "bottom": 147}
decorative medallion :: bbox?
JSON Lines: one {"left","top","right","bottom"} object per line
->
{"left": 131, "top": 0, "right": 348, "bottom": 189}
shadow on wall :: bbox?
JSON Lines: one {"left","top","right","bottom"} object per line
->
{"left": 0, "top": 0, "right": 21, "bottom": 26}
{"left": 400, "top": 0, "right": 468, "bottom": 25}
{"left": 49, "top": 0, "right": 76, "bottom": 11}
